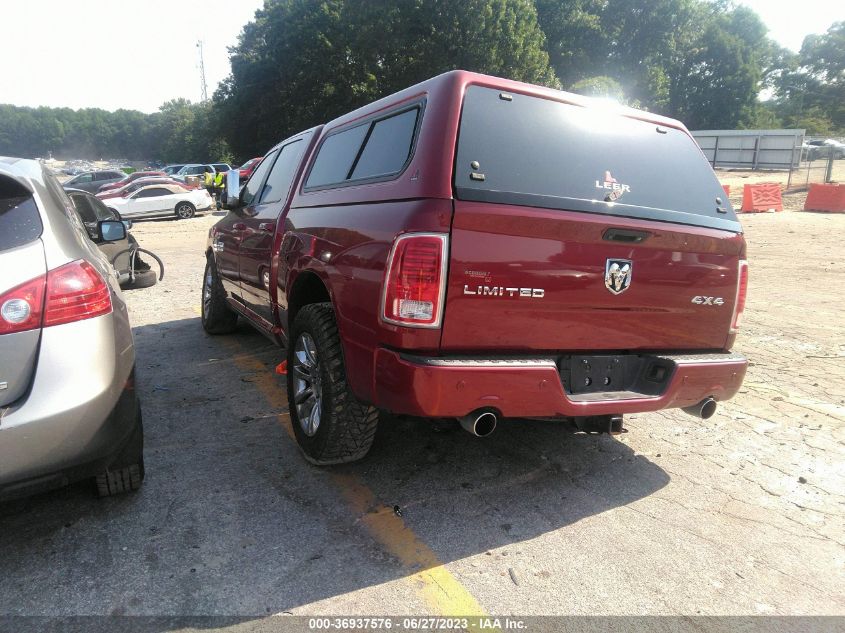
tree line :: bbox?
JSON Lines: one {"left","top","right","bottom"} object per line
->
{"left": 1, "top": 1, "right": 842, "bottom": 163}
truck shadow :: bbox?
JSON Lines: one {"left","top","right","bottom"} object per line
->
{"left": 0, "top": 317, "right": 669, "bottom": 620}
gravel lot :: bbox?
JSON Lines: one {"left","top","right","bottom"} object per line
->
{"left": 0, "top": 207, "right": 842, "bottom": 620}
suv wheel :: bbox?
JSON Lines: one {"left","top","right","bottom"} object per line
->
{"left": 175, "top": 202, "right": 196, "bottom": 219}
{"left": 201, "top": 257, "right": 238, "bottom": 334}
{"left": 288, "top": 303, "right": 379, "bottom": 465}
{"left": 95, "top": 401, "right": 145, "bottom": 497}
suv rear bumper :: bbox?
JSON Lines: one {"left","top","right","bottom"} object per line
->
{"left": 0, "top": 313, "right": 136, "bottom": 494}
{"left": 373, "top": 349, "right": 747, "bottom": 418}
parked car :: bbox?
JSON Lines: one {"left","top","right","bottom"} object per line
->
{"left": 203, "top": 70, "right": 749, "bottom": 465}
{"left": 162, "top": 164, "right": 186, "bottom": 176}
{"left": 211, "top": 163, "right": 232, "bottom": 174}
{"left": 62, "top": 169, "right": 126, "bottom": 193}
{"left": 97, "top": 176, "right": 193, "bottom": 200}
{"left": 238, "top": 157, "right": 263, "bottom": 180}
{"left": 173, "top": 164, "right": 215, "bottom": 181}
{"left": 66, "top": 189, "right": 161, "bottom": 289}
{"left": 97, "top": 170, "right": 166, "bottom": 193}
{"left": 105, "top": 183, "right": 214, "bottom": 220}
{"left": 0, "top": 157, "right": 144, "bottom": 499}
{"left": 808, "top": 139, "right": 845, "bottom": 160}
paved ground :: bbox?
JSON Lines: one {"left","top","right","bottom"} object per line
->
{"left": 0, "top": 209, "right": 843, "bottom": 620}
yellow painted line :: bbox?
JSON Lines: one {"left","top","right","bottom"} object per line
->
{"left": 213, "top": 333, "right": 486, "bottom": 616}
{"left": 333, "top": 471, "right": 486, "bottom": 616}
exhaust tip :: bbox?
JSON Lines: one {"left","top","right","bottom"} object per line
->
{"left": 683, "top": 397, "right": 717, "bottom": 419}
{"left": 459, "top": 410, "right": 498, "bottom": 437}
{"left": 700, "top": 398, "right": 717, "bottom": 420}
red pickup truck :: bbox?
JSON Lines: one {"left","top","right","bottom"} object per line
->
{"left": 203, "top": 71, "right": 748, "bottom": 465}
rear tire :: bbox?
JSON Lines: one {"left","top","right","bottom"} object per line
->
{"left": 175, "top": 202, "right": 196, "bottom": 219}
{"left": 201, "top": 257, "right": 238, "bottom": 334}
{"left": 95, "top": 401, "right": 145, "bottom": 497}
{"left": 288, "top": 303, "right": 379, "bottom": 465}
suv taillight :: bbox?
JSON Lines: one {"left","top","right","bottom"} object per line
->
{"left": 0, "top": 260, "right": 112, "bottom": 335}
{"left": 731, "top": 259, "right": 748, "bottom": 331}
{"left": 0, "top": 276, "right": 46, "bottom": 335}
{"left": 381, "top": 233, "right": 448, "bottom": 328}
{"left": 44, "top": 260, "right": 112, "bottom": 327}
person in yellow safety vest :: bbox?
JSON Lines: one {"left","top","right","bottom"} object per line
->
{"left": 203, "top": 169, "right": 214, "bottom": 192}
{"left": 214, "top": 170, "right": 226, "bottom": 209}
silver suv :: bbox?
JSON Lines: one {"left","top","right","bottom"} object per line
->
{"left": 0, "top": 157, "right": 144, "bottom": 500}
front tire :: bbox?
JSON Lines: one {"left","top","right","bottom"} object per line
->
{"left": 175, "top": 202, "right": 196, "bottom": 219}
{"left": 288, "top": 303, "right": 379, "bottom": 465}
{"left": 201, "top": 257, "right": 238, "bottom": 334}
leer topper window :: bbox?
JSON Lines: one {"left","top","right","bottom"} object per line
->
{"left": 455, "top": 85, "right": 741, "bottom": 233}
{"left": 304, "top": 105, "right": 421, "bottom": 190}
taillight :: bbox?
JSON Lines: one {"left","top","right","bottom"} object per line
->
{"left": 731, "top": 259, "right": 748, "bottom": 331}
{"left": 381, "top": 233, "right": 448, "bottom": 328}
{"left": 44, "top": 260, "right": 112, "bottom": 327}
{"left": 0, "top": 276, "right": 46, "bottom": 335}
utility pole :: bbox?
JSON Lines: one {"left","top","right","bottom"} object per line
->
{"left": 197, "top": 40, "right": 209, "bottom": 102}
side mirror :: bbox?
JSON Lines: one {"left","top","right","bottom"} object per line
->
{"left": 98, "top": 220, "right": 126, "bottom": 242}
{"left": 223, "top": 169, "right": 241, "bottom": 210}
{"left": 122, "top": 220, "right": 133, "bottom": 230}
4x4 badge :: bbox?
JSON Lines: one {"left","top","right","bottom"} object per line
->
{"left": 605, "top": 259, "right": 632, "bottom": 295}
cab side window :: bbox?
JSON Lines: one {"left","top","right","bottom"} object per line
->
{"left": 241, "top": 149, "right": 279, "bottom": 206}
{"left": 259, "top": 140, "right": 305, "bottom": 205}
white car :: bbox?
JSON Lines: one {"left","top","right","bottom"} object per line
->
{"left": 104, "top": 184, "right": 214, "bottom": 220}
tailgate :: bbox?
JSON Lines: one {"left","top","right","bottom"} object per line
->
{"left": 440, "top": 201, "right": 744, "bottom": 352}
{"left": 0, "top": 191, "right": 46, "bottom": 407}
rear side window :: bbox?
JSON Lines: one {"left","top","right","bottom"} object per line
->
{"left": 455, "top": 86, "right": 740, "bottom": 232}
{"left": 70, "top": 194, "right": 98, "bottom": 223}
{"left": 351, "top": 109, "right": 419, "bottom": 180}
{"left": 0, "top": 177, "right": 43, "bottom": 252}
{"left": 304, "top": 104, "right": 422, "bottom": 190}
{"left": 305, "top": 125, "right": 369, "bottom": 188}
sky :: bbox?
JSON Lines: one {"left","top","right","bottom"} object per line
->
{"left": 1, "top": 0, "right": 842, "bottom": 113}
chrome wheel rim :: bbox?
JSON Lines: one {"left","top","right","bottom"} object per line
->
{"left": 177, "top": 204, "right": 193, "bottom": 218}
{"left": 202, "top": 266, "right": 213, "bottom": 317}
{"left": 292, "top": 332, "right": 322, "bottom": 436}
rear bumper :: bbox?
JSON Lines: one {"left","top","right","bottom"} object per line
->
{"left": 373, "top": 349, "right": 747, "bottom": 418}
{"left": 0, "top": 311, "right": 136, "bottom": 495}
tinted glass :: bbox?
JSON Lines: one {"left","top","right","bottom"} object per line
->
{"left": 242, "top": 149, "right": 279, "bottom": 206}
{"left": 136, "top": 188, "right": 171, "bottom": 198}
{"left": 70, "top": 193, "right": 98, "bottom": 223}
{"left": 88, "top": 195, "right": 118, "bottom": 220}
{"left": 74, "top": 173, "right": 93, "bottom": 183}
{"left": 455, "top": 86, "right": 740, "bottom": 232}
{"left": 259, "top": 140, "right": 305, "bottom": 204}
{"left": 351, "top": 108, "right": 418, "bottom": 180}
{"left": 0, "top": 179, "right": 42, "bottom": 252}
{"left": 305, "top": 124, "right": 368, "bottom": 188}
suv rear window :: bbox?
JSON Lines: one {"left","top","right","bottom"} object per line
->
{"left": 0, "top": 177, "right": 43, "bottom": 252}
{"left": 455, "top": 86, "right": 740, "bottom": 232}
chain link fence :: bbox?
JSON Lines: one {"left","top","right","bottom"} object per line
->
{"left": 787, "top": 143, "right": 841, "bottom": 192}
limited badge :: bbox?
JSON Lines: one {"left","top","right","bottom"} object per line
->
{"left": 605, "top": 259, "right": 632, "bottom": 295}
